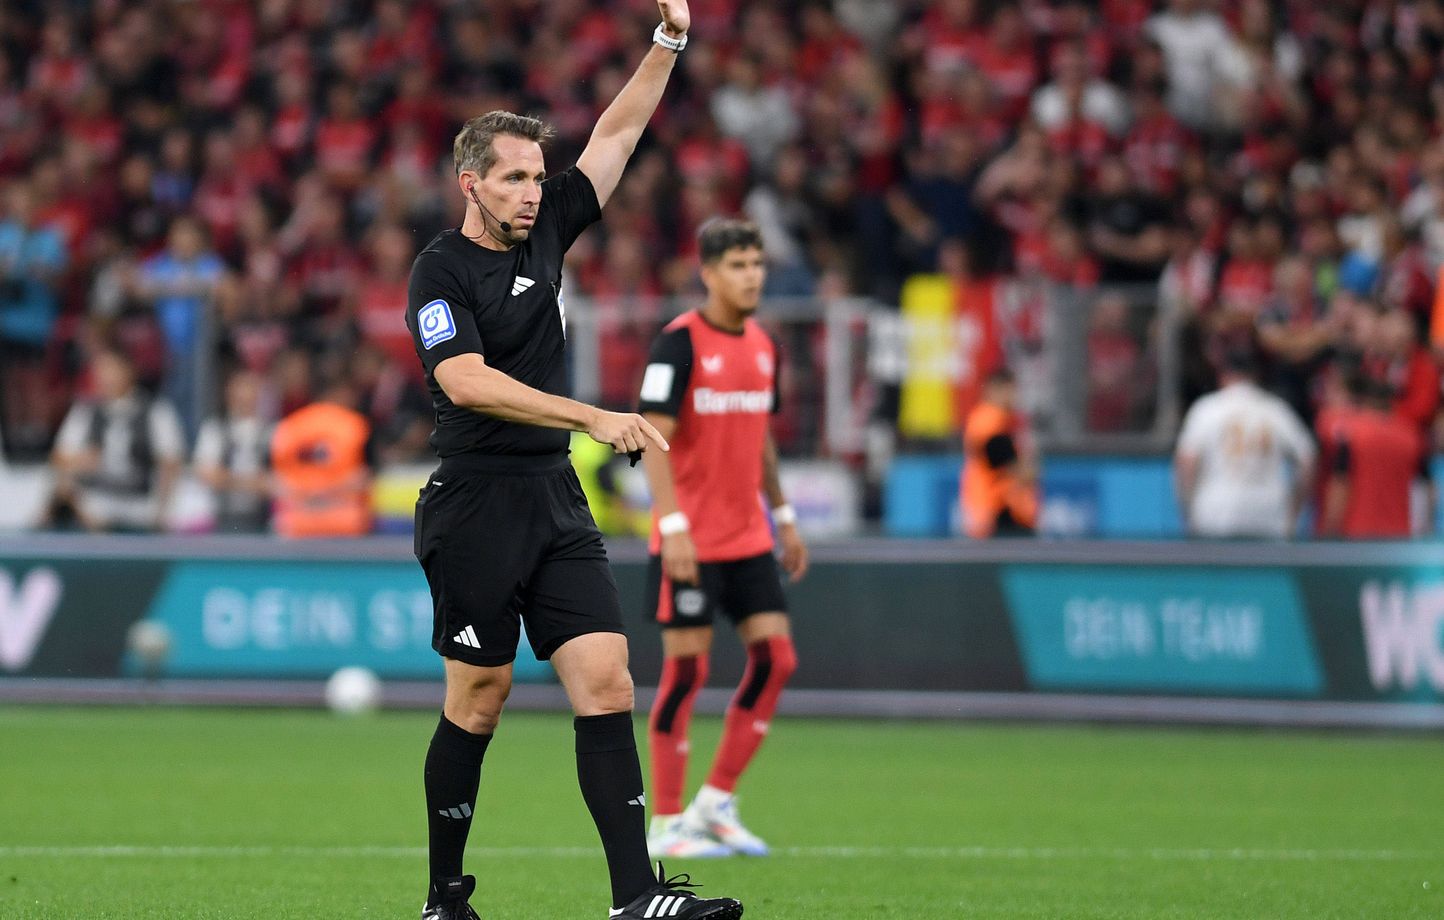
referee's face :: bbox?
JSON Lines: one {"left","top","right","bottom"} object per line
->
{"left": 468, "top": 134, "right": 545, "bottom": 243}
{"left": 702, "top": 246, "right": 766, "bottom": 315}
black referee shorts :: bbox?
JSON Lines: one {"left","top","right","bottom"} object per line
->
{"left": 413, "top": 453, "right": 626, "bottom": 667}
{"left": 645, "top": 551, "right": 788, "bottom": 629}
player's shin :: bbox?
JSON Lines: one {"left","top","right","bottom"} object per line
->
{"left": 648, "top": 654, "right": 709, "bottom": 817}
{"left": 705, "top": 634, "right": 797, "bottom": 792}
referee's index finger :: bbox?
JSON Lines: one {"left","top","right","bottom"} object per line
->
{"left": 640, "top": 417, "right": 669, "bottom": 452}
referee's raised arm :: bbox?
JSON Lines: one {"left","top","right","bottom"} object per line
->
{"left": 575, "top": 0, "right": 691, "bottom": 209}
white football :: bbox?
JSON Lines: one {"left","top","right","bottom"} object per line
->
{"left": 126, "top": 620, "right": 173, "bottom": 668}
{"left": 325, "top": 666, "right": 382, "bottom": 715}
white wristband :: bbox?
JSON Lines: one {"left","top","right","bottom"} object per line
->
{"left": 772, "top": 504, "right": 797, "bottom": 526}
{"left": 658, "top": 511, "right": 690, "bottom": 535}
{"left": 653, "top": 22, "right": 688, "bottom": 52}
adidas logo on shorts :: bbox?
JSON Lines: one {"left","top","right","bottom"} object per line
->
{"left": 453, "top": 626, "right": 481, "bottom": 649}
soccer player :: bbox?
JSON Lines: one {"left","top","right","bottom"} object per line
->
{"left": 406, "top": 2, "right": 742, "bottom": 918}
{"left": 636, "top": 220, "right": 809, "bottom": 859}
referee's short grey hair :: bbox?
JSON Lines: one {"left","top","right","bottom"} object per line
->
{"left": 698, "top": 218, "right": 764, "bottom": 264}
{"left": 453, "top": 111, "right": 556, "bottom": 178}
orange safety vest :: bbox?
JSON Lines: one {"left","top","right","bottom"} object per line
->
{"left": 960, "top": 402, "right": 1038, "bottom": 538}
{"left": 270, "top": 402, "right": 373, "bottom": 538}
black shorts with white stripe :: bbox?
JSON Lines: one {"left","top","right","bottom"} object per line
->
{"left": 413, "top": 452, "right": 626, "bottom": 667}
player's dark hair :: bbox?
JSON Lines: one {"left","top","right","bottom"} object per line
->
{"left": 453, "top": 111, "right": 556, "bottom": 178}
{"left": 698, "top": 218, "right": 764, "bottom": 264}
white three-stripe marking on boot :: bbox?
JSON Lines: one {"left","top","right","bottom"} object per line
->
{"left": 671, "top": 896, "right": 686, "bottom": 915}
{"left": 644, "top": 894, "right": 665, "bottom": 917}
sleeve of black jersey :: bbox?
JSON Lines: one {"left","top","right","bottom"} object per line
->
{"left": 637, "top": 326, "right": 693, "bottom": 418}
{"left": 541, "top": 167, "right": 603, "bottom": 252}
{"left": 406, "top": 252, "right": 485, "bottom": 374}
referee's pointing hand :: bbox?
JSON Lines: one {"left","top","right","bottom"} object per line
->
{"left": 587, "top": 409, "right": 670, "bottom": 457}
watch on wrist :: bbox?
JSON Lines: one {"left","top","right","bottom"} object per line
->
{"left": 653, "top": 22, "right": 688, "bottom": 52}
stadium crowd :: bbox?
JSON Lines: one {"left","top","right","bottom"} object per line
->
{"left": 2, "top": 0, "right": 1444, "bottom": 533}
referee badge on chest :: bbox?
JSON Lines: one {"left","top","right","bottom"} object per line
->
{"left": 419, "top": 299, "right": 457, "bottom": 350}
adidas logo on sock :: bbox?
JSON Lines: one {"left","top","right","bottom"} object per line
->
{"left": 627, "top": 793, "right": 646, "bottom": 807}
{"left": 437, "top": 802, "right": 473, "bottom": 820}
{"left": 453, "top": 626, "right": 481, "bottom": 649}
{"left": 511, "top": 276, "right": 535, "bottom": 296}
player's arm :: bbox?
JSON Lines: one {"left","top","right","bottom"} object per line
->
{"left": 1174, "top": 452, "right": 1198, "bottom": 529}
{"left": 763, "top": 432, "right": 808, "bottom": 582}
{"left": 640, "top": 411, "right": 699, "bottom": 585}
{"left": 1281, "top": 409, "right": 1317, "bottom": 538}
{"left": 1173, "top": 405, "right": 1208, "bottom": 532}
{"left": 434, "top": 354, "right": 667, "bottom": 457}
{"left": 574, "top": 0, "right": 690, "bottom": 209}
{"left": 1322, "top": 438, "right": 1352, "bottom": 535}
{"left": 637, "top": 326, "right": 697, "bottom": 582}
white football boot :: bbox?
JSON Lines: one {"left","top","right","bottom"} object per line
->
{"left": 683, "top": 786, "right": 769, "bottom": 857}
{"left": 648, "top": 814, "right": 732, "bottom": 859}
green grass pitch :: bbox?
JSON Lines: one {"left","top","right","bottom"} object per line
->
{"left": 0, "top": 706, "right": 1439, "bottom": 919}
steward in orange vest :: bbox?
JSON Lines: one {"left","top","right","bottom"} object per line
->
{"left": 270, "top": 382, "right": 374, "bottom": 538}
{"left": 961, "top": 369, "right": 1038, "bottom": 538}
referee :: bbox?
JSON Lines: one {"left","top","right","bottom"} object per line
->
{"left": 406, "top": 3, "right": 741, "bottom": 919}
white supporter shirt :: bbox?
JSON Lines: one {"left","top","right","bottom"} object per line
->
{"left": 1175, "top": 382, "right": 1316, "bottom": 538}
{"left": 55, "top": 395, "right": 186, "bottom": 529}
{"left": 193, "top": 416, "right": 271, "bottom": 518}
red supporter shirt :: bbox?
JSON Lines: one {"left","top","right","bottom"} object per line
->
{"left": 1333, "top": 409, "right": 1424, "bottom": 538}
{"left": 638, "top": 311, "right": 782, "bottom": 562}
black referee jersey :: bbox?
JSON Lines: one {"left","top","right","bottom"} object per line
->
{"left": 405, "top": 166, "right": 601, "bottom": 458}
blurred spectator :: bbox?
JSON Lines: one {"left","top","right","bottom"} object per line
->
{"left": 1145, "top": 0, "right": 1250, "bottom": 131}
{"left": 132, "top": 216, "right": 226, "bottom": 438}
{"left": 1256, "top": 256, "right": 1337, "bottom": 427}
{"left": 47, "top": 347, "right": 184, "bottom": 533}
{"left": 1084, "top": 156, "right": 1170, "bottom": 283}
{"left": 269, "top": 377, "right": 373, "bottom": 538}
{"left": 0, "top": 177, "right": 67, "bottom": 458}
{"left": 1086, "top": 293, "right": 1143, "bottom": 433}
{"left": 1174, "top": 346, "right": 1316, "bottom": 539}
{"left": 1372, "top": 306, "right": 1440, "bottom": 437}
{"left": 711, "top": 53, "right": 799, "bottom": 171}
{"left": 743, "top": 144, "right": 817, "bottom": 296}
{"left": 1031, "top": 41, "right": 1129, "bottom": 139}
{"left": 961, "top": 368, "right": 1037, "bottom": 538}
{"left": 1322, "top": 374, "right": 1425, "bottom": 539}
{"left": 350, "top": 343, "right": 431, "bottom": 465}
{"left": 194, "top": 368, "right": 272, "bottom": 534}
{"left": 355, "top": 223, "right": 418, "bottom": 371}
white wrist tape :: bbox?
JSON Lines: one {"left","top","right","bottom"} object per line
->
{"left": 772, "top": 504, "right": 797, "bottom": 526}
{"left": 658, "top": 511, "right": 690, "bottom": 535}
{"left": 653, "top": 22, "right": 688, "bottom": 52}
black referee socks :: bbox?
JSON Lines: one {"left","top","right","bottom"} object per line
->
{"left": 424, "top": 714, "right": 492, "bottom": 904}
{"left": 575, "top": 712, "right": 655, "bottom": 909}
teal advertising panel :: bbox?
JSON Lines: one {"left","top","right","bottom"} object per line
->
{"left": 1296, "top": 566, "right": 1444, "bottom": 703}
{"left": 1002, "top": 566, "right": 1323, "bottom": 696}
{"left": 137, "top": 561, "right": 552, "bottom": 681}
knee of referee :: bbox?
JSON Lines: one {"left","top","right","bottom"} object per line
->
{"left": 569, "top": 663, "right": 635, "bottom": 716}
{"left": 444, "top": 668, "right": 513, "bottom": 734}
